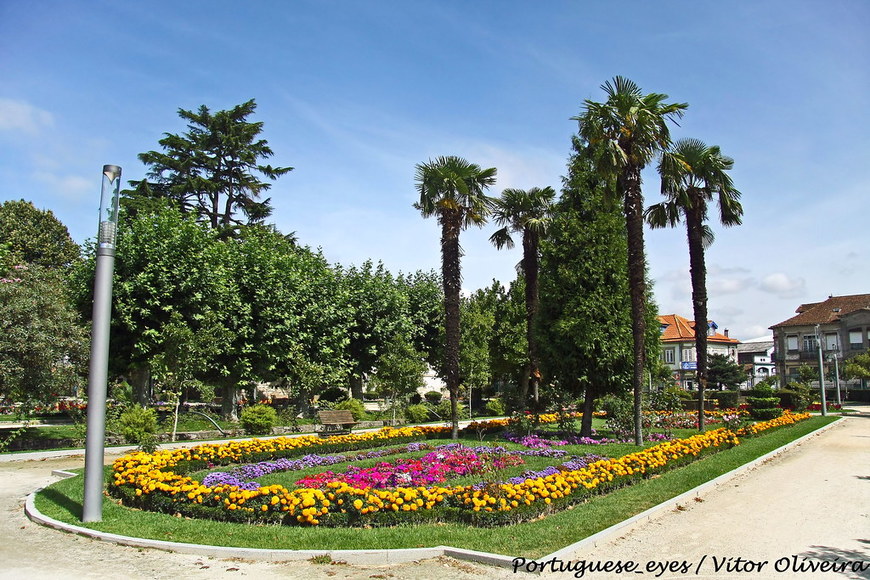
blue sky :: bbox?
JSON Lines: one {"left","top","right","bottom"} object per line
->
{"left": 2, "top": 0, "right": 868, "bottom": 341}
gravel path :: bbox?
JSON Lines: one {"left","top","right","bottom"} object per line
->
{"left": 2, "top": 410, "right": 867, "bottom": 580}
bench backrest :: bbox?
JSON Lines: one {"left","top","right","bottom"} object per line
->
{"left": 318, "top": 409, "right": 356, "bottom": 424}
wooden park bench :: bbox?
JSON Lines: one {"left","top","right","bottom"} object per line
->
{"left": 317, "top": 409, "right": 357, "bottom": 436}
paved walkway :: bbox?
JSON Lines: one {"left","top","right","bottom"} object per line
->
{"left": 2, "top": 409, "right": 868, "bottom": 579}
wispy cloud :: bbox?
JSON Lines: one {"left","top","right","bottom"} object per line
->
{"left": 760, "top": 273, "right": 806, "bottom": 299}
{"left": 0, "top": 99, "right": 54, "bottom": 134}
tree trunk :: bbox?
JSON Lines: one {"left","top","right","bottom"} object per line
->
{"left": 350, "top": 375, "right": 365, "bottom": 400}
{"left": 129, "top": 366, "right": 151, "bottom": 406}
{"left": 440, "top": 211, "right": 462, "bottom": 439}
{"left": 686, "top": 199, "right": 709, "bottom": 431}
{"left": 221, "top": 383, "right": 239, "bottom": 421}
{"left": 580, "top": 386, "right": 596, "bottom": 437}
{"left": 621, "top": 166, "right": 648, "bottom": 446}
{"left": 523, "top": 232, "right": 541, "bottom": 408}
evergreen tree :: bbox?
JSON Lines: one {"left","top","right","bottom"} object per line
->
{"left": 125, "top": 99, "right": 292, "bottom": 236}
{"left": 538, "top": 146, "right": 660, "bottom": 436}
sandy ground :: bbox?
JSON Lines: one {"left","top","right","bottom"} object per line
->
{"left": 2, "top": 411, "right": 867, "bottom": 580}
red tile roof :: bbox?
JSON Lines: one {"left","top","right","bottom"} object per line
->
{"left": 658, "top": 314, "right": 739, "bottom": 344}
{"left": 770, "top": 294, "right": 870, "bottom": 328}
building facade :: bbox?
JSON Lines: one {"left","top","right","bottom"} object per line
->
{"left": 736, "top": 340, "right": 776, "bottom": 388}
{"left": 769, "top": 293, "right": 870, "bottom": 389}
{"left": 658, "top": 314, "right": 740, "bottom": 390}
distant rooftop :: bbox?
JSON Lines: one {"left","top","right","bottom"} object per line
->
{"left": 770, "top": 293, "right": 870, "bottom": 328}
{"left": 658, "top": 314, "right": 740, "bottom": 344}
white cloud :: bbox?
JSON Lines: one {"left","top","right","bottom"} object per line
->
{"left": 759, "top": 273, "right": 806, "bottom": 299}
{"left": 34, "top": 172, "right": 93, "bottom": 201}
{"left": 0, "top": 98, "right": 54, "bottom": 134}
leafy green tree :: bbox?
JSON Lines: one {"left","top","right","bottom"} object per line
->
{"left": 490, "top": 187, "right": 556, "bottom": 409}
{"left": 397, "top": 270, "right": 444, "bottom": 370}
{"left": 0, "top": 265, "right": 88, "bottom": 411}
{"left": 489, "top": 278, "right": 530, "bottom": 410}
{"left": 707, "top": 353, "right": 747, "bottom": 391}
{"left": 228, "top": 227, "right": 351, "bottom": 412}
{"left": 125, "top": 99, "right": 292, "bottom": 236}
{"left": 844, "top": 352, "right": 870, "bottom": 382}
{"left": 460, "top": 284, "right": 498, "bottom": 405}
{"left": 538, "top": 149, "right": 659, "bottom": 436}
{"left": 70, "top": 207, "right": 244, "bottom": 415}
{"left": 572, "top": 76, "right": 687, "bottom": 444}
{"left": 368, "top": 336, "right": 428, "bottom": 421}
{"left": 414, "top": 156, "right": 497, "bottom": 439}
{"left": 340, "top": 261, "right": 415, "bottom": 400}
{"left": 0, "top": 199, "right": 80, "bottom": 268}
{"left": 647, "top": 138, "right": 743, "bottom": 430}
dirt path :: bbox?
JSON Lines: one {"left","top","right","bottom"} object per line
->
{"left": 2, "top": 413, "right": 867, "bottom": 579}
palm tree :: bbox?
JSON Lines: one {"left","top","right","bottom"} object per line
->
{"left": 572, "top": 76, "right": 688, "bottom": 445}
{"left": 414, "top": 156, "right": 497, "bottom": 439}
{"left": 489, "top": 186, "right": 556, "bottom": 410}
{"left": 646, "top": 138, "right": 743, "bottom": 431}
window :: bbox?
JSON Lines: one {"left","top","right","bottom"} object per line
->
{"left": 850, "top": 329, "right": 863, "bottom": 350}
{"left": 825, "top": 333, "right": 839, "bottom": 351}
{"left": 802, "top": 335, "right": 818, "bottom": 352}
{"left": 786, "top": 335, "right": 798, "bottom": 351}
{"left": 663, "top": 349, "right": 675, "bottom": 364}
{"left": 681, "top": 348, "right": 695, "bottom": 362}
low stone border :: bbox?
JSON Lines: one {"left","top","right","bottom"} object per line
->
{"left": 24, "top": 416, "right": 843, "bottom": 571}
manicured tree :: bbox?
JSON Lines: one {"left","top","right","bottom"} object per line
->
{"left": 489, "top": 187, "right": 556, "bottom": 409}
{"left": 647, "top": 138, "right": 743, "bottom": 431}
{"left": 70, "top": 208, "right": 244, "bottom": 413}
{"left": 340, "top": 260, "right": 415, "bottom": 400}
{"left": 126, "top": 99, "right": 293, "bottom": 236}
{"left": 0, "top": 199, "right": 80, "bottom": 268}
{"left": 414, "top": 156, "right": 497, "bottom": 439}
{"left": 572, "top": 76, "right": 687, "bottom": 444}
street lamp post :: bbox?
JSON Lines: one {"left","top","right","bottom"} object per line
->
{"left": 82, "top": 165, "right": 122, "bottom": 522}
{"left": 830, "top": 351, "right": 842, "bottom": 406}
{"left": 814, "top": 324, "right": 828, "bottom": 417}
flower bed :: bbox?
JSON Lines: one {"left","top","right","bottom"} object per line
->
{"left": 110, "top": 411, "right": 810, "bottom": 528}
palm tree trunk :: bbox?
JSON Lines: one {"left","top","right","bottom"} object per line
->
{"left": 686, "top": 201, "right": 708, "bottom": 431}
{"left": 523, "top": 233, "right": 541, "bottom": 408}
{"left": 621, "top": 168, "right": 647, "bottom": 446}
{"left": 440, "top": 211, "right": 462, "bottom": 440}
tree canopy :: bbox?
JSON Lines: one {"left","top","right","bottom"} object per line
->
{"left": 0, "top": 199, "right": 80, "bottom": 268}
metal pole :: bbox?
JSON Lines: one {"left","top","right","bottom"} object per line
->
{"left": 815, "top": 325, "right": 828, "bottom": 417}
{"left": 82, "top": 165, "right": 121, "bottom": 523}
{"left": 833, "top": 353, "right": 842, "bottom": 406}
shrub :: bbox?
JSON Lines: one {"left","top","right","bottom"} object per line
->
{"left": 118, "top": 405, "right": 158, "bottom": 452}
{"left": 240, "top": 404, "right": 277, "bottom": 436}
{"left": 435, "top": 398, "right": 465, "bottom": 420}
{"left": 423, "top": 390, "right": 443, "bottom": 405}
{"left": 332, "top": 398, "right": 368, "bottom": 421}
{"left": 712, "top": 390, "right": 739, "bottom": 409}
{"left": 599, "top": 394, "right": 633, "bottom": 437}
{"left": 404, "top": 403, "right": 430, "bottom": 424}
{"left": 749, "top": 407, "right": 783, "bottom": 421}
{"left": 318, "top": 387, "right": 348, "bottom": 403}
{"left": 780, "top": 382, "right": 812, "bottom": 412}
{"left": 746, "top": 395, "right": 782, "bottom": 420}
{"left": 485, "top": 397, "right": 506, "bottom": 417}
{"left": 647, "top": 388, "right": 684, "bottom": 412}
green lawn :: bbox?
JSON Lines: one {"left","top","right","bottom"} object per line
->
{"left": 33, "top": 416, "right": 836, "bottom": 558}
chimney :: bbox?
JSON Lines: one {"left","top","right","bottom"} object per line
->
{"left": 724, "top": 329, "right": 729, "bottom": 338}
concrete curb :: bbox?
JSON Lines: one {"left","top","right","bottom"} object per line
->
{"left": 23, "top": 416, "right": 845, "bottom": 570}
